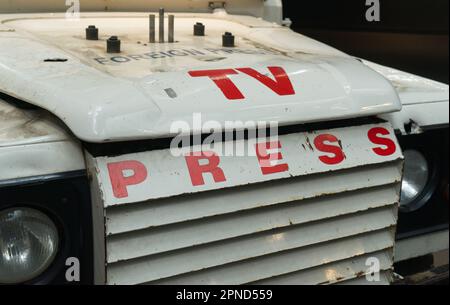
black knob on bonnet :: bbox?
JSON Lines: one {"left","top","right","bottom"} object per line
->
{"left": 222, "top": 32, "right": 235, "bottom": 47}
{"left": 107, "top": 36, "right": 121, "bottom": 53}
{"left": 86, "top": 25, "right": 98, "bottom": 40}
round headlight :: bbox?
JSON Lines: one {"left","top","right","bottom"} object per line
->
{"left": 0, "top": 207, "right": 59, "bottom": 284}
{"left": 400, "top": 150, "right": 430, "bottom": 213}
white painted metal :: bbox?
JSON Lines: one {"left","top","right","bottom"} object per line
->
{"left": 0, "top": 141, "right": 85, "bottom": 182}
{"left": 84, "top": 152, "right": 107, "bottom": 284}
{"left": 106, "top": 171, "right": 401, "bottom": 235}
{"left": 0, "top": 99, "right": 69, "bottom": 148}
{"left": 250, "top": 250, "right": 393, "bottom": 285}
{"left": 364, "top": 60, "right": 449, "bottom": 133}
{"left": 0, "top": 1, "right": 266, "bottom": 18}
{"left": 0, "top": 97, "right": 85, "bottom": 182}
{"left": 107, "top": 207, "right": 396, "bottom": 284}
{"left": 1, "top": 7, "right": 446, "bottom": 286}
{"left": 0, "top": 13, "right": 401, "bottom": 142}
{"left": 107, "top": 199, "right": 397, "bottom": 263}
{"left": 394, "top": 230, "right": 449, "bottom": 263}
{"left": 382, "top": 102, "right": 449, "bottom": 134}
{"left": 364, "top": 60, "right": 449, "bottom": 106}
{"left": 335, "top": 271, "right": 392, "bottom": 285}
{"left": 96, "top": 123, "right": 402, "bottom": 206}
{"left": 91, "top": 123, "right": 403, "bottom": 285}
{"left": 145, "top": 229, "right": 395, "bottom": 285}
{"left": 263, "top": 0, "right": 283, "bottom": 25}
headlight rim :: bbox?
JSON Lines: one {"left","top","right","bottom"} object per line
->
{"left": 399, "top": 147, "right": 440, "bottom": 214}
{"left": 0, "top": 203, "right": 65, "bottom": 285}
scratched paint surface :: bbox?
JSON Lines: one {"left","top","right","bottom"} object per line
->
{"left": 95, "top": 123, "right": 402, "bottom": 206}
{"left": 0, "top": 14, "right": 401, "bottom": 142}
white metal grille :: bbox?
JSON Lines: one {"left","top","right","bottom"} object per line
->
{"left": 104, "top": 161, "right": 402, "bottom": 285}
{"left": 89, "top": 123, "right": 404, "bottom": 285}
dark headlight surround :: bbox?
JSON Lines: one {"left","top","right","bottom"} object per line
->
{"left": 396, "top": 127, "right": 449, "bottom": 239}
{"left": 399, "top": 148, "right": 440, "bottom": 213}
{"left": 0, "top": 171, "right": 93, "bottom": 285}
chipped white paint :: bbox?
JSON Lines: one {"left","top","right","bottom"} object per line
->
{"left": 0, "top": 13, "right": 401, "bottom": 142}
{"left": 106, "top": 166, "right": 402, "bottom": 235}
{"left": 363, "top": 60, "right": 449, "bottom": 133}
{"left": 249, "top": 250, "right": 393, "bottom": 285}
{"left": 95, "top": 123, "right": 402, "bottom": 206}
{"left": 91, "top": 123, "right": 403, "bottom": 285}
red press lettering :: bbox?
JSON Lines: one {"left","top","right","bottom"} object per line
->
{"left": 236, "top": 66, "right": 295, "bottom": 96}
{"left": 255, "top": 141, "right": 289, "bottom": 175}
{"left": 314, "top": 134, "right": 345, "bottom": 165}
{"left": 107, "top": 161, "right": 148, "bottom": 198}
{"left": 188, "top": 69, "right": 244, "bottom": 100}
{"left": 185, "top": 152, "right": 227, "bottom": 186}
{"left": 368, "top": 127, "right": 397, "bottom": 156}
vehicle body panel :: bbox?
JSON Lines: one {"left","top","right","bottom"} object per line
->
{"left": 0, "top": 99, "right": 85, "bottom": 181}
{"left": 0, "top": 13, "right": 401, "bottom": 143}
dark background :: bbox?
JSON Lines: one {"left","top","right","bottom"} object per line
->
{"left": 283, "top": 0, "right": 449, "bottom": 83}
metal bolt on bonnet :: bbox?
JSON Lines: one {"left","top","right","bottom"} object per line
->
{"left": 194, "top": 22, "right": 205, "bottom": 36}
{"left": 107, "top": 36, "right": 121, "bottom": 53}
{"left": 85, "top": 25, "right": 98, "bottom": 40}
{"left": 222, "top": 32, "right": 235, "bottom": 47}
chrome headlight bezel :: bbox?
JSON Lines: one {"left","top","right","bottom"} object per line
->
{"left": 0, "top": 206, "right": 61, "bottom": 284}
{"left": 400, "top": 149, "right": 440, "bottom": 213}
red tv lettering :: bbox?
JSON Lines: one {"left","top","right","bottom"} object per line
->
{"left": 255, "top": 141, "right": 289, "bottom": 175}
{"left": 368, "top": 127, "right": 397, "bottom": 156}
{"left": 107, "top": 161, "right": 148, "bottom": 199}
{"left": 314, "top": 134, "right": 345, "bottom": 165}
{"left": 188, "top": 69, "right": 244, "bottom": 100}
{"left": 185, "top": 152, "right": 227, "bottom": 186}
{"left": 237, "top": 67, "right": 295, "bottom": 96}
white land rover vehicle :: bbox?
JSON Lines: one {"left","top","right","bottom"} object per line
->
{"left": 0, "top": 1, "right": 448, "bottom": 285}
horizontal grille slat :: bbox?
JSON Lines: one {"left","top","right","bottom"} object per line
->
{"left": 143, "top": 229, "right": 395, "bottom": 285}
{"left": 107, "top": 184, "right": 399, "bottom": 263}
{"left": 107, "top": 207, "right": 396, "bottom": 284}
{"left": 335, "top": 270, "right": 392, "bottom": 285}
{"left": 249, "top": 250, "right": 393, "bottom": 285}
{"left": 106, "top": 162, "right": 402, "bottom": 235}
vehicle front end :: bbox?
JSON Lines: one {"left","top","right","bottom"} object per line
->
{"left": 0, "top": 0, "right": 448, "bottom": 285}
